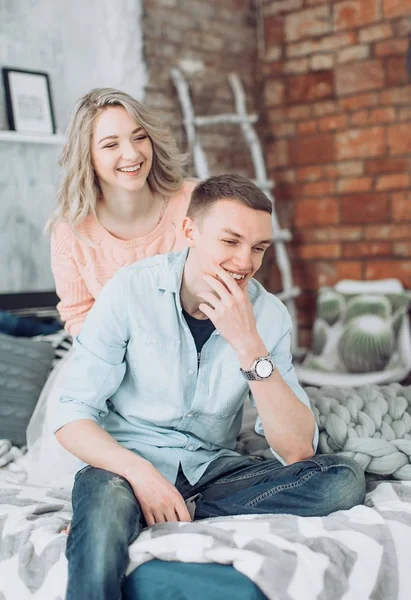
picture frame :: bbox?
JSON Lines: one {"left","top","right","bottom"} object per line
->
{"left": 2, "top": 67, "right": 56, "bottom": 134}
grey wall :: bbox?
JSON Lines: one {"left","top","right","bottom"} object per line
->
{"left": 0, "top": 0, "right": 146, "bottom": 293}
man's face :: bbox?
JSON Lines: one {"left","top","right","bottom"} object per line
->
{"left": 184, "top": 199, "right": 273, "bottom": 291}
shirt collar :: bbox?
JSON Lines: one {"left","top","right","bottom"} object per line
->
{"left": 157, "top": 248, "right": 189, "bottom": 294}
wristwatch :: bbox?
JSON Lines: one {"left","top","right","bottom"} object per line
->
{"left": 240, "top": 354, "right": 275, "bottom": 381}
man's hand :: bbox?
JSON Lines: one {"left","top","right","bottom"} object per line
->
{"left": 126, "top": 461, "right": 192, "bottom": 526}
{"left": 198, "top": 264, "right": 261, "bottom": 357}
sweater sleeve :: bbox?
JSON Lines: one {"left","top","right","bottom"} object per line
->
{"left": 51, "top": 223, "right": 95, "bottom": 337}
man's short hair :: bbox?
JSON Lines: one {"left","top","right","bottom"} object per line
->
{"left": 187, "top": 174, "right": 273, "bottom": 220}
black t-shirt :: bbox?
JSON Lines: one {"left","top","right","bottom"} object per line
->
{"left": 182, "top": 308, "right": 215, "bottom": 357}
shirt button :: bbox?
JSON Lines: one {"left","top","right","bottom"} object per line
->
{"left": 187, "top": 413, "right": 193, "bottom": 418}
{"left": 187, "top": 445, "right": 194, "bottom": 451}
{"left": 188, "top": 369, "right": 194, "bottom": 376}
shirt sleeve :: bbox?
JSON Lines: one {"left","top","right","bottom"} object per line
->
{"left": 51, "top": 224, "right": 95, "bottom": 336}
{"left": 52, "top": 271, "right": 129, "bottom": 433}
{"left": 252, "top": 311, "right": 319, "bottom": 463}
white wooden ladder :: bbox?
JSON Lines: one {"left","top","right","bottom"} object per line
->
{"left": 170, "top": 68, "right": 302, "bottom": 353}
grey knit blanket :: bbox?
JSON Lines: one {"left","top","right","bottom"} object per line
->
{"left": 306, "top": 384, "right": 411, "bottom": 480}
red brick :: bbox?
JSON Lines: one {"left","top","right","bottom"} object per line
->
{"left": 399, "top": 107, "right": 411, "bottom": 122}
{"left": 338, "top": 44, "right": 370, "bottom": 64}
{"left": 302, "top": 180, "right": 336, "bottom": 196}
{"left": 380, "top": 87, "right": 411, "bottom": 105}
{"left": 266, "top": 139, "right": 289, "bottom": 167}
{"left": 336, "top": 60, "right": 385, "bottom": 96}
{"left": 342, "top": 241, "right": 392, "bottom": 258}
{"left": 376, "top": 173, "right": 409, "bottom": 191}
{"left": 287, "top": 32, "right": 356, "bottom": 58}
{"left": 383, "top": 0, "right": 411, "bottom": 19}
{"left": 340, "top": 193, "right": 389, "bottom": 223}
{"left": 394, "top": 242, "right": 411, "bottom": 257}
{"left": 310, "top": 54, "right": 334, "bottom": 71}
{"left": 285, "top": 5, "right": 332, "bottom": 42}
{"left": 385, "top": 56, "right": 408, "bottom": 87}
{"left": 337, "top": 177, "right": 373, "bottom": 193}
{"left": 297, "top": 120, "right": 318, "bottom": 135}
{"left": 375, "top": 39, "right": 408, "bottom": 56}
{"left": 287, "top": 71, "right": 334, "bottom": 104}
{"left": 294, "top": 243, "right": 341, "bottom": 259}
{"left": 283, "top": 58, "right": 309, "bottom": 74}
{"left": 387, "top": 123, "right": 411, "bottom": 155}
{"left": 294, "top": 261, "right": 363, "bottom": 291}
{"left": 265, "top": 0, "right": 304, "bottom": 17}
{"left": 333, "top": 161, "right": 365, "bottom": 177}
{"left": 273, "top": 169, "right": 297, "bottom": 184}
{"left": 294, "top": 199, "right": 339, "bottom": 226}
{"left": 267, "top": 108, "right": 287, "bottom": 124}
{"left": 366, "top": 157, "right": 410, "bottom": 175}
{"left": 289, "top": 133, "right": 335, "bottom": 165}
{"left": 364, "top": 224, "right": 411, "bottom": 240}
{"left": 264, "top": 79, "right": 285, "bottom": 107}
{"left": 313, "top": 100, "right": 339, "bottom": 117}
{"left": 334, "top": 0, "right": 381, "bottom": 30}
{"left": 392, "top": 192, "right": 411, "bottom": 221}
{"left": 272, "top": 122, "right": 296, "bottom": 137}
{"left": 341, "top": 92, "right": 378, "bottom": 111}
{"left": 336, "top": 126, "right": 385, "bottom": 160}
{"left": 263, "top": 48, "right": 283, "bottom": 63}
{"left": 359, "top": 23, "right": 392, "bottom": 43}
{"left": 296, "top": 165, "right": 324, "bottom": 181}
{"left": 318, "top": 114, "right": 348, "bottom": 131}
{"left": 351, "top": 107, "right": 396, "bottom": 126}
{"left": 295, "top": 225, "right": 363, "bottom": 243}
{"left": 365, "top": 261, "right": 411, "bottom": 287}
{"left": 288, "top": 105, "right": 312, "bottom": 120}
{"left": 264, "top": 16, "right": 284, "bottom": 47}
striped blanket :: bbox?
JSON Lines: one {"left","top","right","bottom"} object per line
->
{"left": 1, "top": 473, "right": 410, "bottom": 599}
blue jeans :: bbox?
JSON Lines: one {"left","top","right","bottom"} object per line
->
{"left": 66, "top": 454, "right": 365, "bottom": 600}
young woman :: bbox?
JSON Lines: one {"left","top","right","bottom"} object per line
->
{"left": 25, "top": 88, "right": 196, "bottom": 487}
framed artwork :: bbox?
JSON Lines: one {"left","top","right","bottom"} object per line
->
{"left": 2, "top": 68, "right": 56, "bottom": 134}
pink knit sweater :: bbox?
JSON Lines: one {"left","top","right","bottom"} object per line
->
{"left": 51, "top": 181, "right": 195, "bottom": 336}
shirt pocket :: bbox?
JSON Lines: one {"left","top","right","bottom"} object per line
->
{"left": 209, "top": 360, "right": 246, "bottom": 418}
{"left": 128, "top": 328, "right": 180, "bottom": 399}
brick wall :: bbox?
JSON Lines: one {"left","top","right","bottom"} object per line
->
{"left": 260, "top": 0, "right": 411, "bottom": 348}
{"left": 142, "top": 0, "right": 258, "bottom": 177}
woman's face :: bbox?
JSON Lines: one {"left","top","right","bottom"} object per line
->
{"left": 91, "top": 106, "right": 153, "bottom": 195}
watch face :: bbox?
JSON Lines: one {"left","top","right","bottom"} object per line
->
{"left": 255, "top": 358, "right": 273, "bottom": 378}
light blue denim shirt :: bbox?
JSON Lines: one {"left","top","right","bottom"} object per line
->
{"left": 54, "top": 249, "right": 318, "bottom": 485}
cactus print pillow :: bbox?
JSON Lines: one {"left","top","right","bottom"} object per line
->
{"left": 303, "top": 288, "right": 410, "bottom": 375}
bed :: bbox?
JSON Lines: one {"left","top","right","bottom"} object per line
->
{"left": 1, "top": 293, "right": 411, "bottom": 599}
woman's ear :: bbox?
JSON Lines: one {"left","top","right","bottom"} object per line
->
{"left": 182, "top": 216, "right": 196, "bottom": 247}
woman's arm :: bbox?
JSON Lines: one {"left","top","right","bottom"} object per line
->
{"left": 51, "top": 223, "right": 94, "bottom": 336}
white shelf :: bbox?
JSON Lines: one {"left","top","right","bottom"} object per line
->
{"left": 0, "top": 130, "right": 65, "bottom": 145}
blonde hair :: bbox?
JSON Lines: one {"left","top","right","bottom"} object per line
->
{"left": 47, "top": 88, "right": 186, "bottom": 232}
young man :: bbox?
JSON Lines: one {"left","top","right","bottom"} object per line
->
{"left": 54, "top": 174, "right": 365, "bottom": 600}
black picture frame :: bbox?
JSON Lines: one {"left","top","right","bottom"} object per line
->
{"left": 2, "top": 67, "right": 56, "bottom": 134}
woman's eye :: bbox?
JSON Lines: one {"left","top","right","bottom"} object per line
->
{"left": 103, "top": 143, "right": 117, "bottom": 149}
{"left": 133, "top": 135, "right": 147, "bottom": 141}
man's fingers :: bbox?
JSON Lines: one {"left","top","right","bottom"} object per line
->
{"left": 197, "top": 291, "right": 219, "bottom": 309}
{"left": 213, "top": 265, "right": 243, "bottom": 298}
{"left": 175, "top": 502, "right": 192, "bottom": 522}
{"left": 202, "top": 273, "right": 231, "bottom": 300}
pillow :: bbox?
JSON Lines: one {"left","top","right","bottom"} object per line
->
{"left": 296, "top": 280, "right": 411, "bottom": 387}
{"left": 0, "top": 332, "right": 55, "bottom": 447}
{"left": 32, "top": 329, "right": 73, "bottom": 368}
